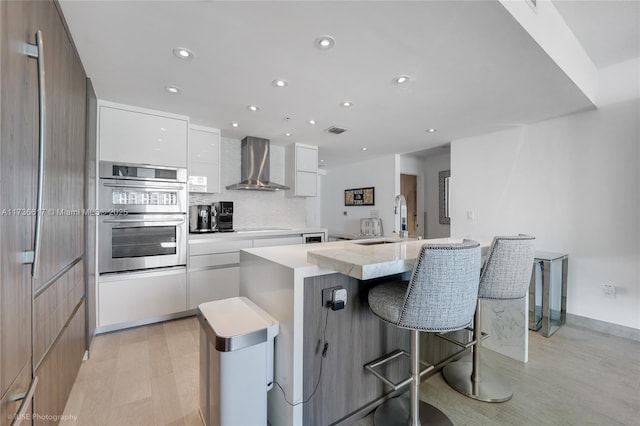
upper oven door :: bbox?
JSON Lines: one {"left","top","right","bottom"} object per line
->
{"left": 100, "top": 178, "right": 187, "bottom": 214}
{"left": 99, "top": 214, "right": 187, "bottom": 274}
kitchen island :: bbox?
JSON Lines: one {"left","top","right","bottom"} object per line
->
{"left": 240, "top": 237, "right": 503, "bottom": 425}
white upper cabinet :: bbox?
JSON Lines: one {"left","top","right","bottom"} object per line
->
{"left": 188, "top": 125, "right": 221, "bottom": 193}
{"left": 286, "top": 143, "right": 318, "bottom": 197}
{"left": 99, "top": 101, "right": 188, "bottom": 167}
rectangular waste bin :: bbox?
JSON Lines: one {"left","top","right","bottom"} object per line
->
{"left": 528, "top": 251, "right": 568, "bottom": 337}
{"left": 198, "top": 297, "right": 279, "bottom": 426}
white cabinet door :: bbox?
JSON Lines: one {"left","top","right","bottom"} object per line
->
{"left": 188, "top": 267, "right": 240, "bottom": 309}
{"left": 188, "top": 126, "right": 221, "bottom": 193}
{"left": 296, "top": 145, "right": 318, "bottom": 172}
{"left": 286, "top": 143, "right": 318, "bottom": 197}
{"left": 98, "top": 268, "right": 187, "bottom": 327}
{"left": 99, "top": 104, "right": 188, "bottom": 167}
{"left": 295, "top": 171, "right": 317, "bottom": 197}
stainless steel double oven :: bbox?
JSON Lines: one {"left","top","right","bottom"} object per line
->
{"left": 99, "top": 161, "right": 187, "bottom": 274}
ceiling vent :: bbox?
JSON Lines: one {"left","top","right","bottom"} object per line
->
{"left": 325, "top": 126, "right": 347, "bottom": 135}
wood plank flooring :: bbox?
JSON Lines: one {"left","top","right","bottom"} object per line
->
{"left": 62, "top": 318, "right": 640, "bottom": 426}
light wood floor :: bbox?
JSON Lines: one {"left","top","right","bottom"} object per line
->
{"left": 62, "top": 318, "right": 640, "bottom": 426}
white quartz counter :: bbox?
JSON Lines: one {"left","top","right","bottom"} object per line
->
{"left": 242, "top": 236, "right": 491, "bottom": 280}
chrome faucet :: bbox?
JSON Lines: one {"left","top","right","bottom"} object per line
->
{"left": 394, "top": 195, "right": 407, "bottom": 238}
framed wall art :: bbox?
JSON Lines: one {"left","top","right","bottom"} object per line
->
{"left": 344, "top": 187, "right": 375, "bottom": 206}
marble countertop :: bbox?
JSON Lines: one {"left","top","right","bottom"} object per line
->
{"left": 242, "top": 236, "right": 492, "bottom": 281}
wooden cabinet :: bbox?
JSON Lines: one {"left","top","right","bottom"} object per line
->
{"left": 0, "top": 0, "right": 37, "bottom": 412}
{"left": 99, "top": 101, "right": 189, "bottom": 167}
{"left": 1, "top": 1, "right": 88, "bottom": 423}
{"left": 98, "top": 268, "right": 187, "bottom": 329}
{"left": 188, "top": 125, "right": 221, "bottom": 193}
{"left": 286, "top": 143, "right": 318, "bottom": 197}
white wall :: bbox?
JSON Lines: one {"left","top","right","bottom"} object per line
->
{"left": 423, "top": 151, "right": 451, "bottom": 239}
{"left": 190, "top": 137, "right": 307, "bottom": 230}
{"left": 322, "top": 155, "right": 397, "bottom": 237}
{"left": 450, "top": 98, "right": 640, "bottom": 330}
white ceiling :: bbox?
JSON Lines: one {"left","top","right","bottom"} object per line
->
{"left": 552, "top": 0, "right": 640, "bottom": 68}
{"left": 59, "top": 1, "right": 636, "bottom": 168}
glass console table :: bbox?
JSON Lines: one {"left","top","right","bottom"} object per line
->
{"left": 528, "top": 251, "right": 569, "bottom": 337}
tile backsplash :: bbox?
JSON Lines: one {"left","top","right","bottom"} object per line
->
{"left": 189, "top": 137, "right": 307, "bottom": 229}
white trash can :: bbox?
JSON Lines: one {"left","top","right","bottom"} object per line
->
{"left": 198, "top": 297, "right": 279, "bottom": 426}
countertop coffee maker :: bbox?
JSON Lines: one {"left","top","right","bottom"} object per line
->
{"left": 214, "top": 201, "right": 234, "bottom": 232}
{"left": 189, "top": 204, "right": 218, "bottom": 233}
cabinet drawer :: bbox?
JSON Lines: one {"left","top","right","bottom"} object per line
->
{"left": 98, "top": 269, "right": 187, "bottom": 327}
{"left": 189, "top": 239, "right": 252, "bottom": 256}
{"left": 188, "top": 267, "right": 240, "bottom": 309}
{"left": 189, "top": 252, "right": 240, "bottom": 269}
{"left": 253, "top": 236, "right": 303, "bottom": 247}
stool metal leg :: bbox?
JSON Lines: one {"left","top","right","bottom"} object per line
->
{"left": 442, "top": 301, "right": 513, "bottom": 403}
{"left": 374, "top": 330, "right": 452, "bottom": 426}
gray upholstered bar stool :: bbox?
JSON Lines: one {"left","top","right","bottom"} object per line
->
{"left": 442, "top": 235, "right": 535, "bottom": 403}
{"left": 367, "top": 241, "right": 481, "bottom": 426}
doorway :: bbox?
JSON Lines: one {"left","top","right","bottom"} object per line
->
{"left": 400, "top": 174, "right": 418, "bottom": 237}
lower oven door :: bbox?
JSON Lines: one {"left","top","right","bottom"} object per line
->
{"left": 99, "top": 214, "right": 187, "bottom": 274}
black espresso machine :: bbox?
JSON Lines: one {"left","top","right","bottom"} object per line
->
{"left": 189, "top": 202, "right": 234, "bottom": 233}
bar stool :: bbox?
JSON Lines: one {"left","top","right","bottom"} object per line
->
{"left": 441, "top": 235, "right": 535, "bottom": 403}
{"left": 366, "top": 241, "right": 481, "bottom": 426}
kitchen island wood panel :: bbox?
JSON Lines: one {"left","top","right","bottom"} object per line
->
{"left": 240, "top": 237, "right": 491, "bottom": 425}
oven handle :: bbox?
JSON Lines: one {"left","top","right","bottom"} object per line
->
{"left": 101, "top": 182, "right": 185, "bottom": 190}
{"left": 103, "top": 217, "right": 185, "bottom": 224}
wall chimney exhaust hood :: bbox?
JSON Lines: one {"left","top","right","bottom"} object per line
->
{"left": 225, "top": 136, "right": 290, "bottom": 191}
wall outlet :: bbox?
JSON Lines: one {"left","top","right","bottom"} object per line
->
{"left": 322, "top": 286, "right": 347, "bottom": 309}
{"left": 467, "top": 210, "right": 475, "bottom": 220}
{"left": 602, "top": 284, "right": 616, "bottom": 299}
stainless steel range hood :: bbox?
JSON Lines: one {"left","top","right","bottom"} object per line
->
{"left": 225, "top": 136, "right": 290, "bottom": 191}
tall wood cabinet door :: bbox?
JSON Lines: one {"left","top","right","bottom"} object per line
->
{"left": 32, "top": 1, "right": 87, "bottom": 294}
{"left": 0, "top": 0, "right": 41, "bottom": 402}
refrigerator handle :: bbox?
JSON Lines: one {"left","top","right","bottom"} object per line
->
{"left": 22, "top": 30, "right": 46, "bottom": 277}
{"left": 10, "top": 376, "right": 38, "bottom": 426}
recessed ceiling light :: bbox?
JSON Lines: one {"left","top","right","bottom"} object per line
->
{"left": 394, "top": 75, "right": 411, "bottom": 84}
{"left": 308, "top": 120, "right": 316, "bottom": 125}
{"left": 173, "top": 47, "right": 195, "bottom": 60}
{"left": 341, "top": 101, "right": 353, "bottom": 107}
{"left": 362, "top": 147, "right": 367, "bottom": 151}
{"left": 247, "top": 105, "right": 260, "bottom": 112}
{"left": 426, "top": 128, "right": 438, "bottom": 133}
{"left": 231, "top": 122, "right": 239, "bottom": 128}
{"left": 320, "top": 159, "right": 324, "bottom": 162}
{"left": 315, "top": 36, "right": 336, "bottom": 49}
{"left": 165, "top": 85, "right": 180, "bottom": 94}
{"left": 284, "top": 133, "right": 292, "bottom": 137}
{"left": 273, "top": 79, "right": 288, "bottom": 88}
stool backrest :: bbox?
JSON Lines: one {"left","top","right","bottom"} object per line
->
{"left": 479, "top": 235, "right": 536, "bottom": 300}
{"left": 398, "top": 241, "right": 481, "bottom": 332}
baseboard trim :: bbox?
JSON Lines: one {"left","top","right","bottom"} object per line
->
{"left": 566, "top": 313, "right": 640, "bottom": 342}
